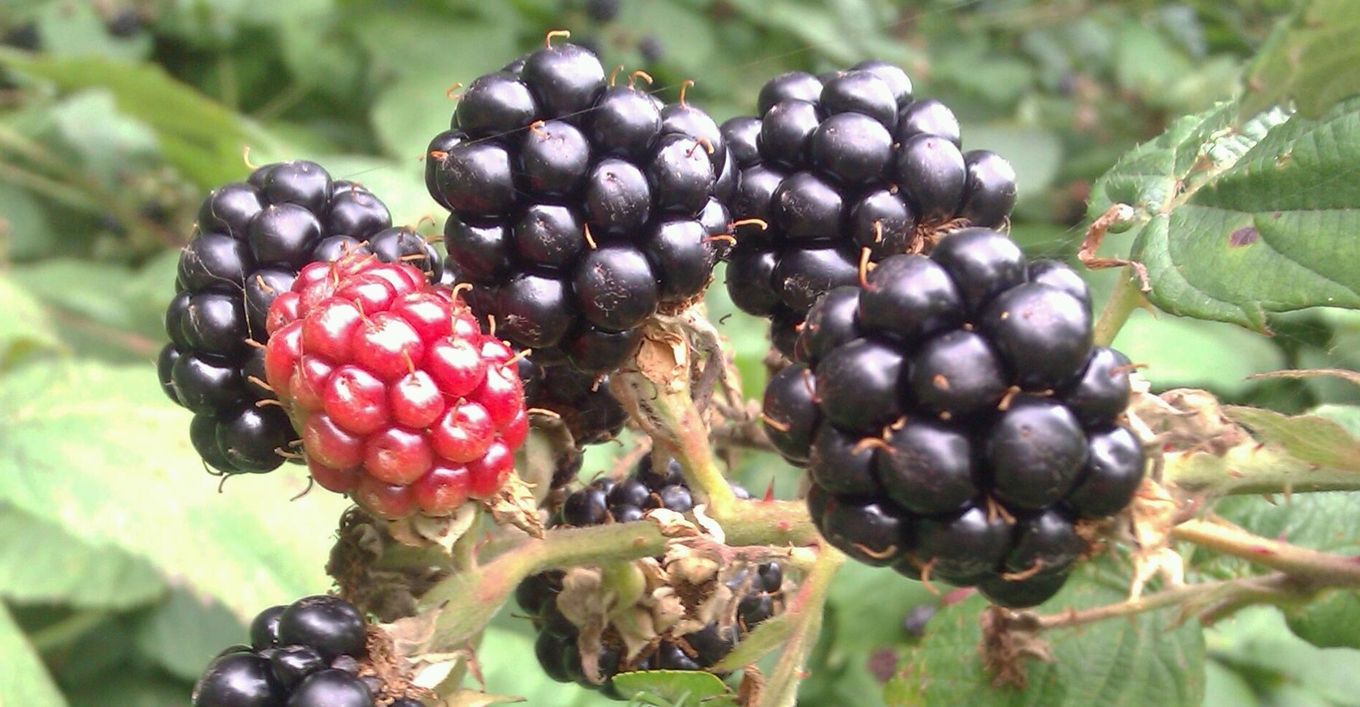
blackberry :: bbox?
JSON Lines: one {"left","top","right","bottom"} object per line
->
{"left": 521, "top": 455, "right": 784, "bottom": 696}
{"left": 263, "top": 255, "right": 527, "bottom": 518}
{"left": 428, "top": 36, "right": 731, "bottom": 375}
{"left": 162, "top": 162, "right": 442, "bottom": 477}
{"left": 195, "top": 596, "right": 413, "bottom": 707}
{"left": 723, "top": 61, "right": 1016, "bottom": 350}
{"left": 763, "top": 231, "right": 1143, "bottom": 606}
{"left": 516, "top": 356, "right": 628, "bottom": 448}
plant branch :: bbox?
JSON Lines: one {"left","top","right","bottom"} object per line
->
{"left": 417, "top": 500, "right": 820, "bottom": 652}
{"left": 1092, "top": 269, "right": 1143, "bottom": 347}
{"left": 756, "top": 545, "right": 843, "bottom": 707}
{"left": 1030, "top": 571, "right": 1310, "bottom": 631}
{"left": 1171, "top": 517, "right": 1360, "bottom": 586}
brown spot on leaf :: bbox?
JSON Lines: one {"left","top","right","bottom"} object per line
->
{"left": 1229, "top": 226, "right": 1259, "bottom": 247}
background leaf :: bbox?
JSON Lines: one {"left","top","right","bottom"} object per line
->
{"left": 1240, "top": 0, "right": 1360, "bottom": 119}
{"left": 0, "top": 601, "right": 67, "bottom": 707}
{"left": 884, "top": 560, "right": 1205, "bottom": 707}
{"left": 0, "top": 360, "right": 350, "bottom": 621}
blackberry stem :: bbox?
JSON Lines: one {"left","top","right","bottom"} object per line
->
{"left": 755, "top": 544, "right": 844, "bottom": 707}
{"left": 1092, "top": 269, "right": 1143, "bottom": 347}
{"left": 1171, "top": 516, "right": 1360, "bottom": 587}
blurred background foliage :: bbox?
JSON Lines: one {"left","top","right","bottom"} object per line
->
{"left": 3, "top": 1, "right": 1360, "bottom": 706}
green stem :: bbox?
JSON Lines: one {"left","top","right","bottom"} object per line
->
{"left": 1162, "top": 445, "right": 1360, "bottom": 495}
{"left": 756, "top": 545, "right": 843, "bottom": 707}
{"left": 1031, "top": 571, "right": 1306, "bottom": 630}
{"left": 1092, "top": 269, "right": 1142, "bottom": 347}
{"left": 1172, "top": 517, "right": 1360, "bottom": 587}
{"left": 416, "top": 501, "right": 820, "bottom": 653}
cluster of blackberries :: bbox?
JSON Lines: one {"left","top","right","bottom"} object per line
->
{"left": 158, "top": 160, "right": 441, "bottom": 476}
{"left": 193, "top": 595, "right": 416, "bottom": 707}
{"left": 517, "top": 356, "right": 628, "bottom": 447}
{"left": 518, "top": 456, "right": 781, "bottom": 698}
{"left": 762, "top": 228, "right": 1143, "bottom": 607}
{"left": 721, "top": 63, "right": 1017, "bottom": 357}
{"left": 426, "top": 35, "right": 732, "bottom": 375}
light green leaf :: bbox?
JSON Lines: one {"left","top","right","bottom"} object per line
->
{"left": 0, "top": 601, "right": 68, "bottom": 707}
{"left": 135, "top": 587, "right": 246, "bottom": 681}
{"left": 0, "top": 49, "right": 292, "bottom": 189}
{"left": 0, "top": 361, "right": 351, "bottom": 622}
{"left": 1088, "top": 98, "right": 1360, "bottom": 331}
{"left": 66, "top": 670, "right": 192, "bottom": 707}
{"left": 0, "top": 181, "right": 55, "bottom": 260}
{"left": 1110, "top": 310, "right": 1284, "bottom": 395}
{"left": 1240, "top": 0, "right": 1360, "bottom": 119}
{"left": 610, "top": 670, "right": 736, "bottom": 707}
{"left": 885, "top": 562, "right": 1204, "bottom": 707}
{"left": 0, "top": 502, "right": 164, "bottom": 610}
{"left": 1222, "top": 405, "right": 1360, "bottom": 472}
{"left": 0, "top": 273, "right": 62, "bottom": 370}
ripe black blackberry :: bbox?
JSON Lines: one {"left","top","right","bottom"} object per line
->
{"left": 194, "top": 595, "right": 419, "bottom": 707}
{"left": 520, "top": 455, "right": 783, "bottom": 697}
{"left": 761, "top": 229, "right": 1143, "bottom": 608}
{"left": 426, "top": 33, "right": 732, "bottom": 375}
{"left": 722, "top": 62, "right": 1018, "bottom": 358}
{"left": 159, "top": 160, "right": 442, "bottom": 475}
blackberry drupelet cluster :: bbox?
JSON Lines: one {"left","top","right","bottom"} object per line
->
{"left": 721, "top": 62, "right": 1018, "bottom": 357}
{"left": 262, "top": 254, "right": 528, "bottom": 520}
{"left": 194, "top": 595, "right": 420, "bottom": 707}
{"left": 159, "top": 160, "right": 442, "bottom": 476}
{"left": 425, "top": 35, "right": 733, "bottom": 375}
{"left": 762, "top": 228, "right": 1144, "bottom": 608}
{"left": 519, "top": 456, "right": 783, "bottom": 697}
{"left": 517, "top": 356, "right": 628, "bottom": 447}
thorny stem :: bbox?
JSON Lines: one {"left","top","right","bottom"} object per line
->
{"left": 1030, "top": 572, "right": 1307, "bottom": 631}
{"left": 756, "top": 545, "right": 844, "bottom": 707}
{"left": 1171, "top": 517, "right": 1360, "bottom": 586}
{"left": 1092, "top": 269, "right": 1143, "bottom": 347}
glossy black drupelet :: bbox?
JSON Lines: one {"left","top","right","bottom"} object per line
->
{"left": 427, "top": 40, "right": 731, "bottom": 376}
{"left": 765, "top": 228, "right": 1143, "bottom": 607}
{"left": 519, "top": 455, "right": 783, "bottom": 697}
{"left": 722, "top": 61, "right": 1018, "bottom": 358}
{"left": 194, "top": 595, "right": 396, "bottom": 707}
{"left": 161, "top": 161, "right": 442, "bottom": 476}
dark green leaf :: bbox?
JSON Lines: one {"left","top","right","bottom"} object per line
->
{"left": 0, "top": 502, "right": 164, "bottom": 610}
{"left": 1240, "top": 0, "right": 1360, "bottom": 119}
{"left": 0, "top": 601, "right": 67, "bottom": 707}
{"left": 0, "top": 50, "right": 291, "bottom": 189}
{"left": 884, "top": 561, "right": 1205, "bottom": 707}
{"left": 1088, "top": 98, "right": 1360, "bottom": 331}
{"left": 1211, "top": 492, "right": 1360, "bottom": 649}
{"left": 0, "top": 361, "right": 351, "bottom": 622}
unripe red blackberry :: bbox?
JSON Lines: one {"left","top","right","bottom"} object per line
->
{"left": 162, "top": 162, "right": 442, "bottom": 477}
{"left": 262, "top": 253, "right": 526, "bottom": 519}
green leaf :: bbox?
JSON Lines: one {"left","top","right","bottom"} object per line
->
{"left": 135, "top": 587, "right": 247, "bottom": 681}
{"left": 1240, "top": 0, "right": 1360, "bottom": 119}
{"left": 0, "top": 502, "right": 164, "bottom": 610}
{"left": 610, "top": 670, "right": 736, "bottom": 707}
{"left": 0, "top": 273, "right": 61, "bottom": 370}
{"left": 1210, "top": 492, "right": 1360, "bottom": 649}
{"left": 884, "top": 562, "right": 1205, "bottom": 707}
{"left": 66, "top": 670, "right": 192, "bottom": 707}
{"left": 0, "top": 181, "right": 56, "bottom": 260}
{"left": 0, "top": 49, "right": 291, "bottom": 189}
{"left": 1207, "top": 605, "right": 1360, "bottom": 703}
{"left": 0, "top": 361, "right": 351, "bottom": 622}
{"left": 1221, "top": 405, "right": 1360, "bottom": 472}
{"left": 1109, "top": 307, "right": 1285, "bottom": 396}
{"left": 1088, "top": 98, "right": 1360, "bottom": 331}
{"left": 0, "top": 601, "right": 68, "bottom": 707}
